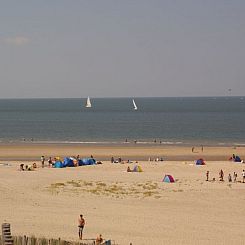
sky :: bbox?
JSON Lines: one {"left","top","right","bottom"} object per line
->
{"left": 0, "top": 0, "right": 245, "bottom": 98}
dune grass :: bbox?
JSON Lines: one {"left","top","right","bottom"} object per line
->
{"left": 48, "top": 180, "right": 161, "bottom": 199}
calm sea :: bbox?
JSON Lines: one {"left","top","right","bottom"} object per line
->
{"left": 0, "top": 97, "right": 244, "bottom": 146}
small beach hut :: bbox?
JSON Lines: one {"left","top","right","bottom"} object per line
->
{"left": 162, "top": 175, "right": 175, "bottom": 183}
{"left": 195, "top": 158, "right": 205, "bottom": 165}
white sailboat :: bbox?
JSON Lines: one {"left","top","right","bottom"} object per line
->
{"left": 85, "top": 97, "right": 92, "bottom": 108}
{"left": 132, "top": 99, "right": 138, "bottom": 111}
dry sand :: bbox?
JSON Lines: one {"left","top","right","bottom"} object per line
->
{"left": 0, "top": 144, "right": 245, "bottom": 245}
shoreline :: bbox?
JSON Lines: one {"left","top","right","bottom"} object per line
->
{"left": 1, "top": 139, "right": 245, "bottom": 147}
{"left": 0, "top": 143, "right": 244, "bottom": 161}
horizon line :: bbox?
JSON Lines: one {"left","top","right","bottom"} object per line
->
{"left": 0, "top": 95, "right": 244, "bottom": 100}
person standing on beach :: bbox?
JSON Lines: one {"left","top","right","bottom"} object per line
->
{"left": 219, "top": 169, "right": 224, "bottom": 181}
{"left": 78, "top": 214, "right": 85, "bottom": 240}
{"left": 228, "top": 174, "right": 232, "bottom": 182}
{"left": 206, "top": 171, "right": 209, "bottom": 181}
{"left": 48, "top": 157, "right": 52, "bottom": 167}
{"left": 242, "top": 170, "right": 245, "bottom": 183}
{"left": 233, "top": 172, "right": 237, "bottom": 182}
{"left": 41, "top": 156, "right": 45, "bottom": 168}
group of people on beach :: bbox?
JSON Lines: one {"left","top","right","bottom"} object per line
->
{"left": 148, "top": 157, "right": 164, "bottom": 162}
{"left": 206, "top": 169, "right": 245, "bottom": 183}
{"left": 19, "top": 163, "right": 37, "bottom": 171}
{"left": 20, "top": 156, "right": 54, "bottom": 170}
{"left": 19, "top": 154, "right": 95, "bottom": 170}
{"left": 125, "top": 138, "right": 163, "bottom": 144}
{"left": 110, "top": 156, "right": 164, "bottom": 164}
{"left": 110, "top": 156, "right": 138, "bottom": 164}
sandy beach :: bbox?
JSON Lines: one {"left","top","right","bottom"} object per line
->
{"left": 0, "top": 144, "right": 245, "bottom": 245}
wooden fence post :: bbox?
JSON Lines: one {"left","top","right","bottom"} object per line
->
{"left": 1, "top": 223, "right": 13, "bottom": 245}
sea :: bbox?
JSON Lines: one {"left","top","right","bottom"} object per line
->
{"left": 0, "top": 97, "right": 245, "bottom": 146}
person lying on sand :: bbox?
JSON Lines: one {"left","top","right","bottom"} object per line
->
{"left": 25, "top": 165, "right": 33, "bottom": 171}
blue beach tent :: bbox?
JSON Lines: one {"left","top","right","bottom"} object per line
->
{"left": 234, "top": 156, "right": 241, "bottom": 162}
{"left": 78, "top": 159, "right": 84, "bottom": 166}
{"left": 81, "top": 158, "right": 96, "bottom": 165}
{"left": 54, "top": 161, "right": 64, "bottom": 168}
{"left": 196, "top": 158, "right": 205, "bottom": 165}
{"left": 63, "top": 157, "right": 75, "bottom": 167}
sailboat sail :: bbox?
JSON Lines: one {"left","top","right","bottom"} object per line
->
{"left": 86, "top": 97, "right": 92, "bottom": 108}
{"left": 133, "top": 99, "right": 137, "bottom": 110}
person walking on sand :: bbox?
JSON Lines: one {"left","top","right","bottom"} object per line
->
{"left": 219, "top": 169, "right": 224, "bottom": 181}
{"left": 228, "top": 173, "right": 232, "bottom": 182}
{"left": 48, "top": 157, "right": 52, "bottom": 167}
{"left": 233, "top": 172, "right": 237, "bottom": 182}
{"left": 206, "top": 171, "right": 209, "bottom": 181}
{"left": 78, "top": 214, "right": 85, "bottom": 240}
{"left": 41, "top": 156, "right": 45, "bottom": 168}
{"left": 242, "top": 170, "right": 245, "bottom": 183}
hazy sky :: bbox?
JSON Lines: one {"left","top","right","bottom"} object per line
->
{"left": 0, "top": 0, "right": 245, "bottom": 98}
